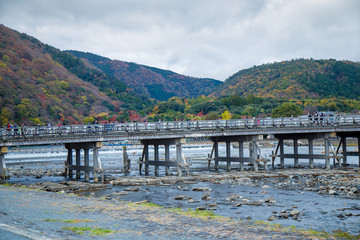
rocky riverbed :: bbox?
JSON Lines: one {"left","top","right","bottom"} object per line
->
{"left": 7, "top": 165, "right": 360, "bottom": 198}
{"left": 4, "top": 165, "right": 360, "bottom": 237}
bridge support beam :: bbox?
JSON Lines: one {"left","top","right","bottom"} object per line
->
{"left": 0, "top": 147, "right": 8, "bottom": 179}
{"left": 211, "top": 136, "right": 259, "bottom": 172}
{"left": 141, "top": 138, "right": 186, "bottom": 176}
{"left": 336, "top": 133, "right": 360, "bottom": 168}
{"left": 309, "top": 139, "right": 314, "bottom": 168}
{"left": 274, "top": 133, "right": 332, "bottom": 169}
{"left": 65, "top": 142, "right": 102, "bottom": 182}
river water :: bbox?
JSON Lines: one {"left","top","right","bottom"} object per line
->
{"left": 3, "top": 142, "right": 360, "bottom": 235}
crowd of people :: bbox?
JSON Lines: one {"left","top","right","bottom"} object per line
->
{"left": 307, "top": 112, "right": 338, "bottom": 125}
{"left": 0, "top": 112, "right": 347, "bottom": 137}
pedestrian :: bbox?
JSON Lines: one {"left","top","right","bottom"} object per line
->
{"left": 14, "top": 123, "right": 18, "bottom": 135}
{"left": 308, "top": 113, "right": 313, "bottom": 125}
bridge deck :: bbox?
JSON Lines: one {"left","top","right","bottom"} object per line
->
{"left": 1, "top": 115, "right": 360, "bottom": 147}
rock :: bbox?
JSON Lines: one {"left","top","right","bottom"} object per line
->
{"left": 110, "top": 179, "right": 146, "bottom": 186}
{"left": 27, "top": 181, "right": 108, "bottom": 193}
{"left": 188, "top": 198, "right": 195, "bottom": 203}
{"left": 111, "top": 191, "right": 128, "bottom": 196}
{"left": 145, "top": 179, "right": 160, "bottom": 185}
{"left": 201, "top": 192, "right": 211, "bottom": 201}
{"left": 192, "top": 187, "right": 211, "bottom": 191}
{"left": 244, "top": 201, "right": 262, "bottom": 206}
{"left": 226, "top": 193, "right": 241, "bottom": 201}
{"left": 260, "top": 190, "right": 267, "bottom": 194}
{"left": 345, "top": 212, "right": 353, "bottom": 217}
{"left": 268, "top": 215, "right": 277, "bottom": 221}
{"left": 174, "top": 195, "right": 188, "bottom": 200}
{"left": 278, "top": 212, "right": 289, "bottom": 219}
{"left": 196, "top": 206, "right": 207, "bottom": 211}
{"left": 264, "top": 197, "right": 276, "bottom": 203}
{"left": 177, "top": 185, "right": 189, "bottom": 191}
{"left": 233, "top": 203, "right": 243, "bottom": 207}
{"left": 124, "top": 186, "right": 141, "bottom": 192}
{"left": 290, "top": 210, "right": 300, "bottom": 217}
{"left": 328, "top": 190, "right": 337, "bottom": 195}
{"left": 208, "top": 203, "right": 218, "bottom": 208}
{"left": 262, "top": 185, "right": 269, "bottom": 189}
{"left": 160, "top": 179, "right": 178, "bottom": 185}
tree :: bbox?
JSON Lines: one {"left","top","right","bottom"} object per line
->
{"left": 231, "top": 114, "right": 242, "bottom": 119}
{"left": 242, "top": 105, "right": 259, "bottom": 117}
{"left": 204, "top": 112, "right": 219, "bottom": 120}
{"left": 271, "top": 102, "right": 302, "bottom": 118}
{"left": 82, "top": 116, "right": 95, "bottom": 124}
{"left": 221, "top": 110, "right": 232, "bottom": 120}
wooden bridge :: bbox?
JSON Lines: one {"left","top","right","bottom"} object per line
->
{"left": 1, "top": 115, "right": 360, "bottom": 181}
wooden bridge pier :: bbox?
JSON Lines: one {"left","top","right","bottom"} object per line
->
{"left": 0, "top": 147, "right": 8, "bottom": 179}
{"left": 211, "top": 136, "right": 259, "bottom": 172}
{"left": 65, "top": 142, "right": 103, "bottom": 182}
{"left": 140, "top": 138, "right": 186, "bottom": 177}
{"left": 273, "top": 133, "right": 334, "bottom": 169}
{"left": 336, "top": 133, "right": 360, "bottom": 167}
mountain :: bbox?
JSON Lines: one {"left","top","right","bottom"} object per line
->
{"left": 0, "top": 24, "right": 150, "bottom": 125}
{"left": 67, "top": 51, "right": 222, "bottom": 101}
{"left": 212, "top": 59, "right": 360, "bottom": 99}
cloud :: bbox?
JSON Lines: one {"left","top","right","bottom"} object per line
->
{"left": 0, "top": 0, "right": 359, "bottom": 80}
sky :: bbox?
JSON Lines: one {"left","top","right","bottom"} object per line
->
{"left": 0, "top": 0, "right": 359, "bottom": 80}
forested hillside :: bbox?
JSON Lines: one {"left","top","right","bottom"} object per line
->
{"left": 212, "top": 59, "right": 360, "bottom": 99}
{"left": 0, "top": 24, "right": 151, "bottom": 125}
{"left": 68, "top": 51, "right": 222, "bottom": 101}
{"left": 1, "top": 24, "right": 360, "bottom": 126}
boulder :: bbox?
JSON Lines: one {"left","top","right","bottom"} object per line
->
{"left": 196, "top": 206, "right": 207, "bottom": 211}
{"left": 328, "top": 190, "right": 337, "bottom": 195}
{"left": 174, "top": 195, "right": 188, "bottom": 200}
{"left": 264, "top": 197, "right": 276, "bottom": 203}
{"left": 192, "top": 187, "right": 211, "bottom": 191}
{"left": 244, "top": 201, "right": 262, "bottom": 206}
{"left": 124, "top": 186, "right": 141, "bottom": 192}
{"left": 290, "top": 210, "right": 300, "bottom": 217}
{"left": 201, "top": 192, "right": 211, "bottom": 201}
{"left": 268, "top": 215, "right": 277, "bottom": 221}
{"left": 278, "top": 212, "right": 289, "bottom": 219}
{"left": 208, "top": 203, "right": 218, "bottom": 208}
{"left": 226, "top": 193, "right": 241, "bottom": 201}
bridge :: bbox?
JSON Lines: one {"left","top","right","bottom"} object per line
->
{"left": 1, "top": 115, "right": 360, "bottom": 181}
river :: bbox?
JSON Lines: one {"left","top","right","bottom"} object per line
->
{"left": 2, "top": 142, "right": 360, "bottom": 236}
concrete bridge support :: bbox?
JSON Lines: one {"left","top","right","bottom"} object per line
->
{"left": 273, "top": 133, "right": 332, "bottom": 169}
{"left": 141, "top": 138, "right": 186, "bottom": 177}
{"left": 65, "top": 142, "right": 102, "bottom": 182}
{"left": 211, "top": 136, "right": 259, "bottom": 172}
{"left": 0, "top": 147, "right": 8, "bottom": 179}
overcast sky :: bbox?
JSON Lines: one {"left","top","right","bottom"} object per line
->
{"left": 0, "top": 0, "right": 359, "bottom": 80}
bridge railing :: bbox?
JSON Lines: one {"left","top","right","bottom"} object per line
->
{"left": 1, "top": 115, "right": 360, "bottom": 138}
